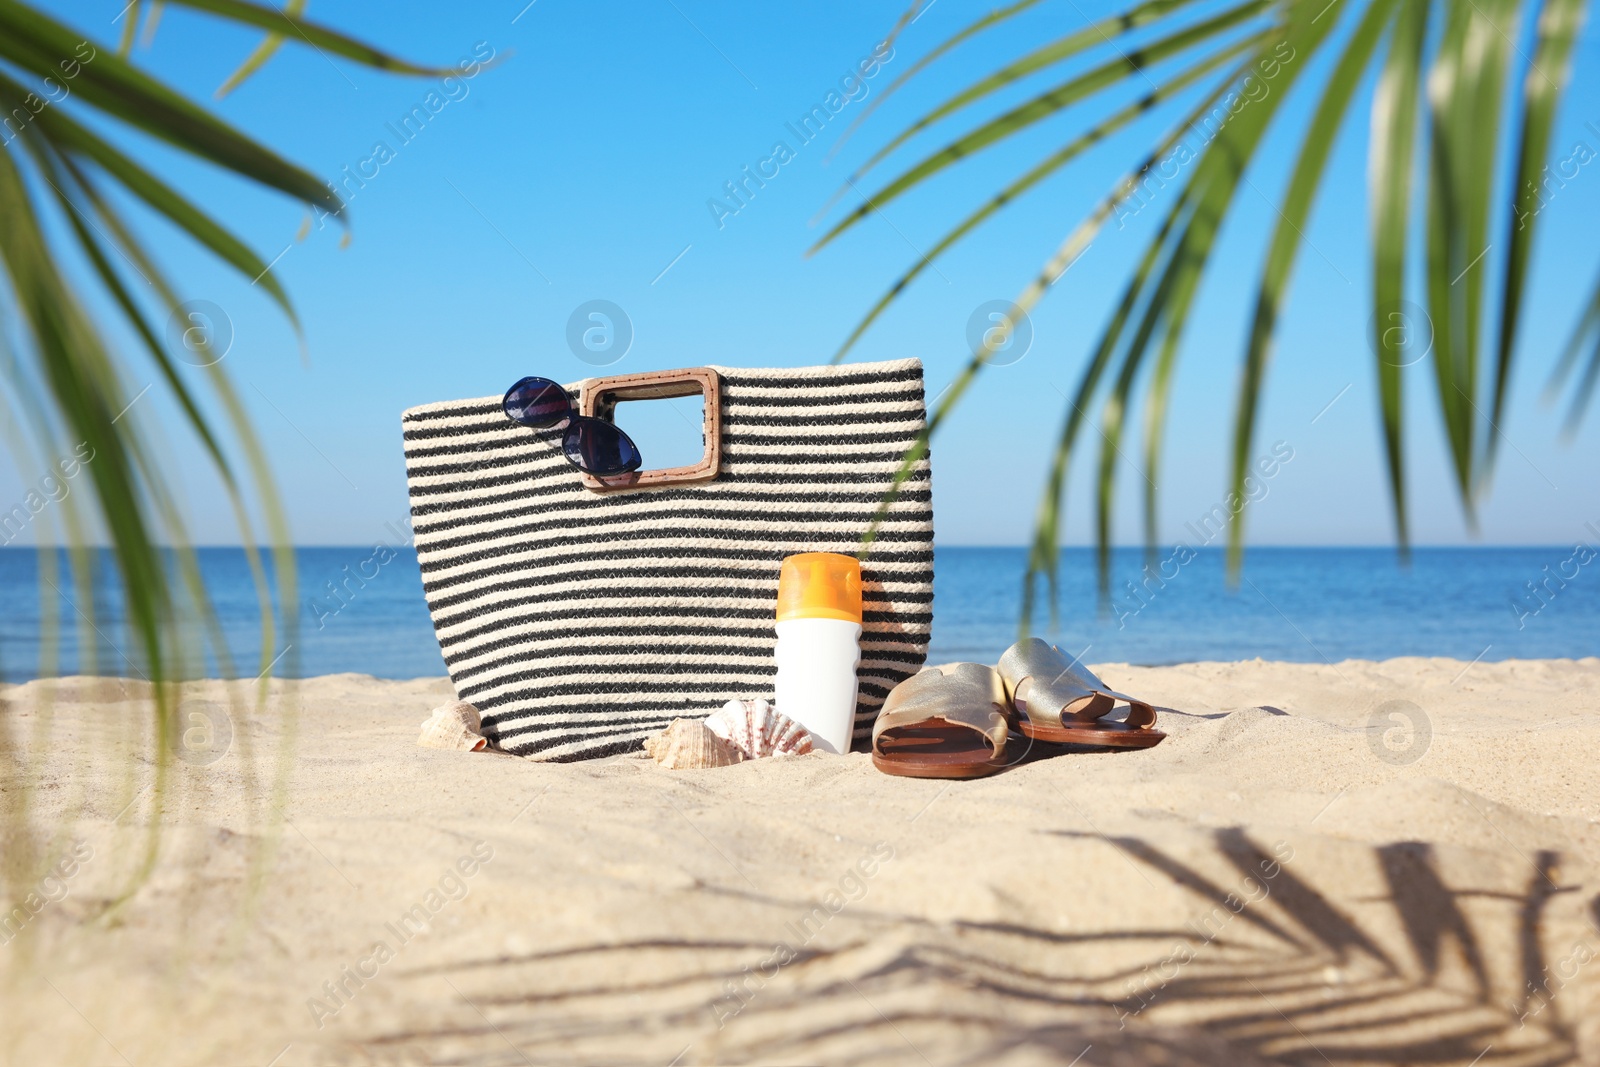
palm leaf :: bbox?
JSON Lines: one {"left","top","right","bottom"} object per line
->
{"left": 1490, "top": 0, "right": 1586, "bottom": 457}
{"left": 1548, "top": 267, "right": 1600, "bottom": 432}
{"left": 1423, "top": 0, "right": 1518, "bottom": 508}
{"left": 0, "top": 71, "right": 298, "bottom": 321}
{"left": 0, "top": 144, "right": 182, "bottom": 877}
{"left": 215, "top": 0, "right": 305, "bottom": 98}
{"left": 0, "top": 4, "right": 340, "bottom": 215}
{"left": 1094, "top": 208, "right": 1198, "bottom": 592}
{"left": 31, "top": 144, "right": 288, "bottom": 706}
{"left": 0, "top": 0, "right": 439, "bottom": 901}
{"left": 1089, "top": 0, "right": 1344, "bottom": 593}
{"left": 855, "top": 50, "right": 1255, "bottom": 564}
{"left": 162, "top": 0, "right": 450, "bottom": 75}
{"left": 1036, "top": 2, "right": 1340, "bottom": 609}
{"left": 117, "top": 0, "right": 144, "bottom": 54}
{"left": 836, "top": 0, "right": 1209, "bottom": 185}
{"left": 825, "top": 0, "right": 1050, "bottom": 169}
{"left": 826, "top": 0, "right": 1592, "bottom": 616}
{"left": 810, "top": 0, "right": 1273, "bottom": 252}
{"left": 829, "top": 37, "right": 1261, "bottom": 363}
{"left": 1367, "top": 0, "right": 1429, "bottom": 549}
{"left": 1026, "top": 201, "right": 1194, "bottom": 628}
{"left": 1227, "top": 0, "right": 1393, "bottom": 572}
{"left": 21, "top": 141, "right": 237, "bottom": 480}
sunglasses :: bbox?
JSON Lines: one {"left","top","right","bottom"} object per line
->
{"left": 502, "top": 376, "right": 643, "bottom": 476}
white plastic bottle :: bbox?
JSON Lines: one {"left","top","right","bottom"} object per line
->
{"left": 773, "top": 552, "right": 863, "bottom": 755}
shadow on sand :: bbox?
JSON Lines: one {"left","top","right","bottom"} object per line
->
{"left": 337, "top": 828, "right": 1592, "bottom": 1066}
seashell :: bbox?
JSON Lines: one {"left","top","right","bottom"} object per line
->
{"left": 705, "top": 698, "right": 814, "bottom": 759}
{"left": 644, "top": 718, "right": 743, "bottom": 769}
{"left": 418, "top": 700, "right": 488, "bottom": 751}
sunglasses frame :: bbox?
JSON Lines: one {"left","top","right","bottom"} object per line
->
{"left": 505, "top": 368, "right": 722, "bottom": 491}
{"left": 503, "top": 376, "right": 643, "bottom": 478}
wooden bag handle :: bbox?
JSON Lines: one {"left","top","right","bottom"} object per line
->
{"left": 577, "top": 367, "right": 722, "bottom": 492}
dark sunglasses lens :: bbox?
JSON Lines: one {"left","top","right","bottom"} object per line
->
{"left": 563, "top": 417, "right": 642, "bottom": 475}
{"left": 503, "top": 377, "right": 571, "bottom": 427}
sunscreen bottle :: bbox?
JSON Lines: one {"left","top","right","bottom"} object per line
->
{"left": 773, "top": 552, "right": 863, "bottom": 755}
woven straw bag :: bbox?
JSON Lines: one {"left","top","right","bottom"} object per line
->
{"left": 401, "top": 359, "right": 934, "bottom": 761}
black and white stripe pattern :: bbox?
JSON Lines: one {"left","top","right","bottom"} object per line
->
{"left": 402, "top": 359, "right": 934, "bottom": 761}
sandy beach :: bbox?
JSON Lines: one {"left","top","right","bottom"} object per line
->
{"left": 3, "top": 657, "right": 1599, "bottom": 1066}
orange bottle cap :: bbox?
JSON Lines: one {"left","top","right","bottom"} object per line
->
{"left": 776, "top": 552, "right": 862, "bottom": 623}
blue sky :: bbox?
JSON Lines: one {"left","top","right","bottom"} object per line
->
{"left": 12, "top": 0, "right": 1600, "bottom": 549}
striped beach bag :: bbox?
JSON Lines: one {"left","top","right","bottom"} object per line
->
{"left": 401, "top": 359, "right": 935, "bottom": 761}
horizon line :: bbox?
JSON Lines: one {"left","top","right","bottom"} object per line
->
{"left": 0, "top": 542, "right": 1587, "bottom": 551}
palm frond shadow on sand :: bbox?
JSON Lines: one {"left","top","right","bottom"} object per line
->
{"left": 334, "top": 828, "right": 1590, "bottom": 1066}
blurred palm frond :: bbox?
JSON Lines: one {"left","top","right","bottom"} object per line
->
{"left": 816, "top": 0, "right": 1593, "bottom": 622}
{"left": 0, "top": 0, "right": 453, "bottom": 890}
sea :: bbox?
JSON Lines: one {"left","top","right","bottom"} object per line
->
{"left": 0, "top": 546, "right": 1594, "bottom": 682}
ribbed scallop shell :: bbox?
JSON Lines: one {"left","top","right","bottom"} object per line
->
{"left": 418, "top": 700, "right": 488, "bottom": 751}
{"left": 644, "top": 718, "right": 743, "bottom": 769}
{"left": 705, "top": 698, "right": 814, "bottom": 759}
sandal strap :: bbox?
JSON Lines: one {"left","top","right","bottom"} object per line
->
{"left": 872, "top": 662, "right": 1009, "bottom": 755}
{"left": 998, "top": 638, "right": 1158, "bottom": 731}
{"left": 1093, "top": 685, "right": 1157, "bottom": 729}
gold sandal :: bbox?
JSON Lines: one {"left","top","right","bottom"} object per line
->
{"left": 871, "top": 662, "right": 1010, "bottom": 778}
{"left": 997, "top": 638, "right": 1164, "bottom": 749}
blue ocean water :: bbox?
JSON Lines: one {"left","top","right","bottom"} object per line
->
{"left": 0, "top": 546, "right": 1593, "bottom": 682}
{"left": 933, "top": 546, "right": 1599, "bottom": 665}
